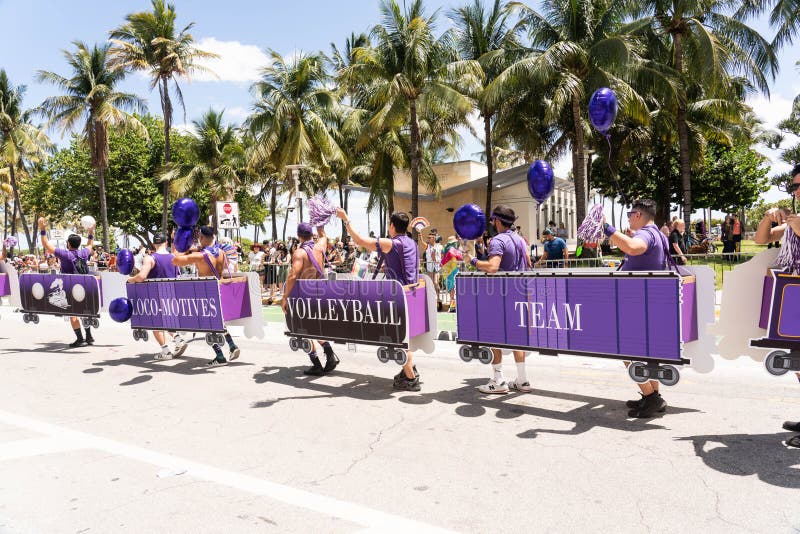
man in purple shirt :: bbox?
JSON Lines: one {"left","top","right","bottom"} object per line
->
{"left": 38, "top": 216, "right": 96, "bottom": 348}
{"left": 337, "top": 208, "right": 421, "bottom": 391}
{"left": 464, "top": 205, "right": 533, "bottom": 394}
{"left": 602, "top": 199, "right": 670, "bottom": 418}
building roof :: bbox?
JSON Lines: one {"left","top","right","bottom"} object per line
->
{"left": 346, "top": 162, "right": 574, "bottom": 200}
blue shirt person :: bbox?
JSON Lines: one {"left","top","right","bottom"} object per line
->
{"left": 535, "top": 230, "right": 569, "bottom": 268}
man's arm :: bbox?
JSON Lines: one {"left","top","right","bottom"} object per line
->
{"left": 754, "top": 208, "right": 786, "bottom": 244}
{"left": 336, "top": 208, "right": 392, "bottom": 253}
{"left": 171, "top": 251, "right": 204, "bottom": 267}
{"left": 282, "top": 251, "right": 305, "bottom": 312}
{"left": 84, "top": 225, "right": 95, "bottom": 250}
{"left": 535, "top": 251, "right": 549, "bottom": 267}
{"left": 608, "top": 230, "right": 648, "bottom": 256}
{"left": 37, "top": 217, "right": 56, "bottom": 254}
{"left": 128, "top": 255, "right": 154, "bottom": 283}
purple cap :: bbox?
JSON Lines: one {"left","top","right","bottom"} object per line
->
{"left": 297, "top": 223, "right": 313, "bottom": 237}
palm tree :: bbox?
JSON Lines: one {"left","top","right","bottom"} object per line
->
{"left": 248, "top": 50, "right": 343, "bottom": 222}
{"left": 0, "top": 70, "right": 52, "bottom": 251}
{"left": 341, "top": 0, "right": 481, "bottom": 224}
{"left": 37, "top": 41, "right": 146, "bottom": 251}
{"left": 737, "top": 0, "right": 800, "bottom": 48}
{"left": 630, "top": 0, "right": 777, "bottom": 221}
{"left": 162, "top": 109, "right": 243, "bottom": 228}
{"left": 485, "top": 0, "right": 673, "bottom": 222}
{"left": 109, "top": 0, "right": 218, "bottom": 235}
{"left": 450, "top": 0, "right": 521, "bottom": 224}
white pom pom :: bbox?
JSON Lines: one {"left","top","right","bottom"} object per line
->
{"left": 80, "top": 215, "right": 96, "bottom": 229}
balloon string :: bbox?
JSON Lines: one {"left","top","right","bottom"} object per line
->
{"left": 605, "top": 134, "right": 627, "bottom": 206}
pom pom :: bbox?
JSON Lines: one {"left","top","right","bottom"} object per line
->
{"left": 80, "top": 215, "right": 96, "bottom": 229}
{"left": 308, "top": 194, "right": 337, "bottom": 227}
{"left": 3, "top": 236, "right": 18, "bottom": 249}
{"left": 777, "top": 226, "right": 800, "bottom": 274}
{"left": 576, "top": 204, "right": 605, "bottom": 244}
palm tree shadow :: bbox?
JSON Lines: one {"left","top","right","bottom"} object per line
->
{"left": 1, "top": 341, "right": 98, "bottom": 355}
{"left": 84, "top": 350, "right": 253, "bottom": 382}
{"left": 677, "top": 433, "right": 800, "bottom": 489}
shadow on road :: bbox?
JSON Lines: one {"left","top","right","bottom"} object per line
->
{"left": 251, "top": 366, "right": 699, "bottom": 436}
{"left": 0, "top": 341, "right": 110, "bottom": 355}
{"left": 677, "top": 433, "right": 800, "bottom": 489}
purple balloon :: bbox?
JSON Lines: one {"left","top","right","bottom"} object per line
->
{"left": 109, "top": 297, "right": 133, "bottom": 323}
{"left": 453, "top": 204, "right": 486, "bottom": 240}
{"left": 117, "top": 249, "right": 134, "bottom": 276}
{"left": 172, "top": 198, "right": 200, "bottom": 227}
{"left": 527, "top": 160, "right": 554, "bottom": 204}
{"left": 174, "top": 226, "right": 194, "bottom": 253}
{"left": 588, "top": 87, "right": 618, "bottom": 134}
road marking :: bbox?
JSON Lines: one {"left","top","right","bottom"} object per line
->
{"left": 0, "top": 437, "right": 84, "bottom": 462}
{"left": 0, "top": 410, "right": 454, "bottom": 533}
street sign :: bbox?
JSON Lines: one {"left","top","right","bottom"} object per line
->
{"left": 216, "top": 201, "right": 240, "bottom": 229}
{"left": 50, "top": 229, "right": 64, "bottom": 239}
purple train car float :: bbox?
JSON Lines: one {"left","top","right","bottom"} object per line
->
{"left": 125, "top": 276, "right": 254, "bottom": 346}
{"left": 456, "top": 270, "right": 699, "bottom": 386}
{"left": 752, "top": 269, "right": 800, "bottom": 375}
{"left": 18, "top": 272, "right": 103, "bottom": 327}
{"left": 284, "top": 276, "right": 433, "bottom": 365}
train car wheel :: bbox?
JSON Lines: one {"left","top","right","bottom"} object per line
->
{"left": 140, "top": 330, "right": 149, "bottom": 342}
{"left": 765, "top": 351, "right": 790, "bottom": 376}
{"left": 289, "top": 338, "right": 299, "bottom": 351}
{"left": 377, "top": 347, "right": 389, "bottom": 363}
{"left": 658, "top": 365, "right": 680, "bottom": 386}
{"left": 458, "top": 345, "right": 473, "bottom": 363}
{"left": 92, "top": 318, "right": 99, "bottom": 328}
{"left": 32, "top": 315, "right": 39, "bottom": 324}
{"left": 204, "top": 333, "right": 214, "bottom": 346}
{"left": 393, "top": 349, "right": 407, "bottom": 366}
{"left": 628, "top": 362, "right": 650, "bottom": 383}
{"left": 301, "top": 339, "right": 313, "bottom": 353}
{"left": 478, "top": 347, "right": 493, "bottom": 365}
{"left": 132, "top": 330, "right": 139, "bottom": 341}
{"left": 22, "top": 314, "right": 30, "bottom": 324}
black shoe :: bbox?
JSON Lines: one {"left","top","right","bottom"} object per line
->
{"left": 783, "top": 435, "right": 800, "bottom": 448}
{"left": 628, "top": 392, "right": 667, "bottom": 418}
{"left": 783, "top": 421, "right": 800, "bottom": 432}
{"left": 207, "top": 356, "right": 228, "bottom": 367}
{"left": 393, "top": 377, "right": 421, "bottom": 392}
{"left": 85, "top": 335, "right": 95, "bottom": 346}
{"left": 303, "top": 362, "right": 325, "bottom": 376}
{"left": 625, "top": 394, "right": 644, "bottom": 409}
{"left": 393, "top": 366, "right": 419, "bottom": 384}
{"left": 323, "top": 352, "right": 340, "bottom": 373}
{"left": 69, "top": 339, "right": 86, "bottom": 348}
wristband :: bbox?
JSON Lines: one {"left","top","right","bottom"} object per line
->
{"left": 470, "top": 257, "right": 478, "bottom": 267}
{"left": 40, "top": 230, "right": 47, "bottom": 236}
{"left": 603, "top": 223, "right": 616, "bottom": 238}
{"left": 87, "top": 234, "right": 94, "bottom": 240}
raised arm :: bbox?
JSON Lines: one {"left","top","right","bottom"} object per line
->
{"left": 754, "top": 208, "right": 787, "bottom": 245}
{"left": 128, "top": 255, "right": 154, "bottom": 283}
{"left": 314, "top": 225, "right": 328, "bottom": 255}
{"left": 336, "top": 208, "right": 392, "bottom": 254}
{"left": 171, "top": 251, "right": 204, "bottom": 267}
{"left": 37, "top": 217, "right": 56, "bottom": 254}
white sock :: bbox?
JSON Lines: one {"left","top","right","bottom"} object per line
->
{"left": 173, "top": 334, "right": 184, "bottom": 344}
{"left": 161, "top": 344, "right": 170, "bottom": 354}
{"left": 515, "top": 361, "right": 528, "bottom": 384}
{"left": 492, "top": 364, "right": 504, "bottom": 383}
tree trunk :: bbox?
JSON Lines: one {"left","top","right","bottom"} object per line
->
{"left": 161, "top": 76, "right": 172, "bottom": 235}
{"left": 409, "top": 98, "right": 421, "bottom": 238}
{"left": 270, "top": 179, "right": 278, "bottom": 241}
{"left": 571, "top": 95, "right": 587, "bottom": 223}
{"left": 97, "top": 166, "right": 110, "bottom": 251}
{"left": 483, "top": 113, "right": 494, "bottom": 227}
{"left": 344, "top": 185, "right": 350, "bottom": 241}
{"left": 8, "top": 165, "right": 33, "bottom": 251}
{"left": 208, "top": 195, "right": 216, "bottom": 230}
{"left": 3, "top": 200, "right": 8, "bottom": 242}
{"left": 673, "top": 32, "right": 693, "bottom": 224}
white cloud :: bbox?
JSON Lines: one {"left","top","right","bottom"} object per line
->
{"left": 748, "top": 93, "right": 794, "bottom": 131}
{"left": 192, "top": 37, "right": 270, "bottom": 83}
{"left": 223, "top": 106, "right": 249, "bottom": 124}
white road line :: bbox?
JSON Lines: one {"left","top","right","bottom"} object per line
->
{"left": 0, "top": 410, "right": 455, "bottom": 534}
{"left": 0, "top": 437, "right": 84, "bottom": 462}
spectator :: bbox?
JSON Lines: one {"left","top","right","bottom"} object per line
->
{"left": 556, "top": 222, "right": 568, "bottom": 240}
{"left": 535, "top": 229, "right": 568, "bottom": 268}
{"left": 731, "top": 214, "right": 742, "bottom": 252}
{"left": 669, "top": 219, "right": 688, "bottom": 265}
{"left": 248, "top": 244, "right": 265, "bottom": 291}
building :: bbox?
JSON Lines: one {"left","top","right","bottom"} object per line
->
{"left": 364, "top": 160, "right": 577, "bottom": 241}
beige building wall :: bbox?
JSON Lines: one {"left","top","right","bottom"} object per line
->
{"left": 394, "top": 160, "right": 488, "bottom": 194}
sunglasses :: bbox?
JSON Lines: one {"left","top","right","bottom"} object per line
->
{"left": 788, "top": 183, "right": 800, "bottom": 193}
{"left": 627, "top": 210, "right": 640, "bottom": 218}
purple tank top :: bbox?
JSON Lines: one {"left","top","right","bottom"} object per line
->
{"left": 376, "top": 235, "right": 419, "bottom": 285}
{"left": 148, "top": 252, "right": 180, "bottom": 279}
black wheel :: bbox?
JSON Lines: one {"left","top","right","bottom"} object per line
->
{"left": 32, "top": 315, "right": 39, "bottom": 324}
{"left": 289, "top": 338, "right": 299, "bottom": 352}
{"left": 92, "top": 318, "right": 99, "bottom": 328}
{"left": 393, "top": 348, "right": 408, "bottom": 366}
{"left": 458, "top": 345, "right": 473, "bottom": 363}
{"left": 477, "top": 347, "right": 493, "bottom": 365}
{"left": 140, "top": 330, "right": 149, "bottom": 342}
{"left": 765, "top": 351, "right": 790, "bottom": 376}
{"left": 22, "top": 314, "right": 30, "bottom": 324}
{"left": 628, "top": 361, "right": 650, "bottom": 383}
{"left": 205, "top": 333, "right": 215, "bottom": 346}
{"left": 301, "top": 339, "right": 313, "bottom": 353}
{"left": 658, "top": 365, "right": 680, "bottom": 386}
{"left": 132, "top": 330, "right": 139, "bottom": 341}
{"left": 377, "top": 347, "right": 389, "bottom": 363}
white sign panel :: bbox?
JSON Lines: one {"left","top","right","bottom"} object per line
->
{"left": 216, "top": 201, "right": 240, "bottom": 229}
{"left": 50, "top": 229, "right": 65, "bottom": 239}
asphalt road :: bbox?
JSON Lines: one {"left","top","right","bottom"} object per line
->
{"left": 0, "top": 309, "right": 797, "bottom": 533}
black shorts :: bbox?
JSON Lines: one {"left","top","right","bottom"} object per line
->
{"left": 732, "top": 234, "right": 742, "bottom": 242}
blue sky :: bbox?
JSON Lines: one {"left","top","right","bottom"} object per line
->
{"left": 1, "top": 0, "right": 798, "bottom": 238}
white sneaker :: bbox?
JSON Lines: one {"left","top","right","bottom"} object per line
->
{"left": 477, "top": 379, "right": 509, "bottom": 394}
{"left": 173, "top": 339, "right": 188, "bottom": 357}
{"left": 229, "top": 347, "right": 241, "bottom": 361}
{"left": 155, "top": 351, "right": 174, "bottom": 361}
{"left": 508, "top": 379, "right": 533, "bottom": 393}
